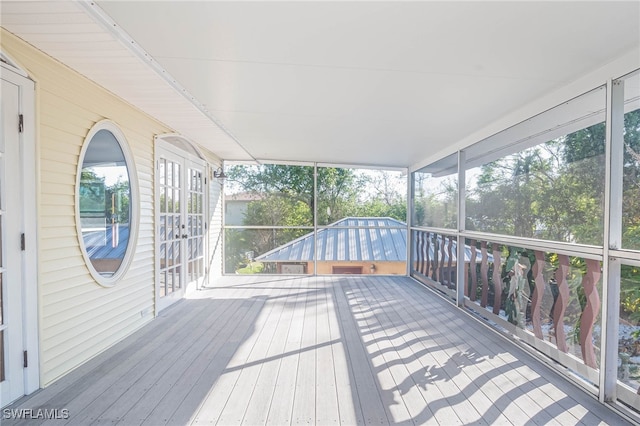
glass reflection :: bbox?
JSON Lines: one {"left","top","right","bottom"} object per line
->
{"left": 79, "top": 129, "right": 131, "bottom": 277}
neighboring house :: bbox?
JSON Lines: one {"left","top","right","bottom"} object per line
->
{"left": 224, "top": 192, "right": 264, "bottom": 226}
{"left": 256, "top": 217, "right": 489, "bottom": 276}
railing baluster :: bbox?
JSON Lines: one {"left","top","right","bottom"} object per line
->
{"left": 469, "top": 240, "right": 477, "bottom": 301}
{"left": 481, "top": 241, "right": 489, "bottom": 308}
{"left": 553, "top": 254, "right": 570, "bottom": 352}
{"left": 425, "top": 232, "right": 431, "bottom": 278}
{"left": 440, "top": 234, "right": 446, "bottom": 285}
{"left": 447, "top": 235, "right": 454, "bottom": 287}
{"left": 532, "top": 251, "right": 546, "bottom": 339}
{"left": 432, "top": 233, "right": 439, "bottom": 282}
{"left": 492, "top": 243, "right": 502, "bottom": 315}
{"left": 580, "top": 258, "right": 602, "bottom": 369}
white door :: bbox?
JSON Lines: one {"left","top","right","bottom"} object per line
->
{"left": 185, "top": 160, "right": 206, "bottom": 290}
{"left": 0, "top": 78, "right": 25, "bottom": 406}
{"left": 156, "top": 147, "right": 207, "bottom": 311}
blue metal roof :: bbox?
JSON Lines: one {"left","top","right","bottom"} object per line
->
{"left": 255, "top": 218, "right": 494, "bottom": 264}
{"left": 256, "top": 217, "right": 407, "bottom": 262}
{"left": 83, "top": 224, "right": 130, "bottom": 259}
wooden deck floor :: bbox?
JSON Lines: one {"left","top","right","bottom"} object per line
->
{"left": 5, "top": 276, "right": 632, "bottom": 425}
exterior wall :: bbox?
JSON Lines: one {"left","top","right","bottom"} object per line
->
{"left": 201, "top": 149, "right": 224, "bottom": 280}
{"left": 316, "top": 261, "right": 405, "bottom": 275}
{"left": 1, "top": 30, "right": 171, "bottom": 386}
{"left": 267, "top": 261, "right": 405, "bottom": 275}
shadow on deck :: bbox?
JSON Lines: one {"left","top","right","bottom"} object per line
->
{"left": 3, "top": 276, "right": 632, "bottom": 425}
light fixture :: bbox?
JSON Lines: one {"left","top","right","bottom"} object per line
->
{"left": 370, "top": 264, "right": 376, "bottom": 273}
{"left": 213, "top": 166, "right": 227, "bottom": 184}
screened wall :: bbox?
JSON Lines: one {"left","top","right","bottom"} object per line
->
{"left": 223, "top": 164, "right": 407, "bottom": 276}
{"left": 410, "top": 70, "right": 640, "bottom": 414}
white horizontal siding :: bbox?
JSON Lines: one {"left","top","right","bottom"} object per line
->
{"left": 1, "top": 29, "right": 171, "bottom": 386}
{"left": 201, "top": 148, "right": 224, "bottom": 279}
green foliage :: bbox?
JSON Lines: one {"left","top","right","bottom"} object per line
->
{"left": 465, "top": 123, "right": 606, "bottom": 245}
{"left": 621, "top": 265, "right": 640, "bottom": 325}
{"left": 227, "top": 165, "right": 406, "bottom": 226}
{"left": 236, "top": 262, "right": 264, "bottom": 274}
{"left": 224, "top": 165, "right": 407, "bottom": 272}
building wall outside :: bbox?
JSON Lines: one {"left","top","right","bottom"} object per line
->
{"left": 2, "top": 29, "right": 172, "bottom": 386}
{"left": 316, "top": 261, "right": 405, "bottom": 275}
{"left": 268, "top": 261, "right": 405, "bottom": 275}
{"left": 200, "top": 149, "right": 224, "bottom": 280}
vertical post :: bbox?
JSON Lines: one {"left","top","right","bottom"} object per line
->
{"left": 456, "top": 150, "right": 466, "bottom": 307}
{"left": 407, "top": 170, "right": 413, "bottom": 277}
{"left": 314, "top": 163, "right": 318, "bottom": 276}
{"left": 600, "top": 78, "right": 624, "bottom": 402}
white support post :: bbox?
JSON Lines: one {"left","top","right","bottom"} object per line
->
{"left": 600, "top": 78, "right": 624, "bottom": 403}
{"left": 456, "top": 150, "right": 466, "bottom": 307}
{"left": 407, "top": 171, "right": 413, "bottom": 277}
{"left": 313, "top": 163, "right": 318, "bottom": 276}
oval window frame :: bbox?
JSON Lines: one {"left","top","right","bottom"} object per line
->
{"left": 75, "top": 120, "right": 139, "bottom": 287}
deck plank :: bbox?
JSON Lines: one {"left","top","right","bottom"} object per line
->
{"left": 315, "top": 277, "right": 340, "bottom": 426}
{"left": 325, "top": 278, "right": 363, "bottom": 426}
{"left": 290, "top": 278, "right": 317, "bottom": 425}
{"left": 265, "top": 279, "right": 309, "bottom": 425}
{"left": 4, "top": 275, "right": 635, "bottom": 426}
{"left": 241, "top": 279, "right": 302, "bottom": 425}
{"left": 122, "top": 297, "right": 251, "bottom": 424}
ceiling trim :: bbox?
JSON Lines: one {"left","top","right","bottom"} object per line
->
{"left": 77, "top": 0, "right": 256, "bottom": 162}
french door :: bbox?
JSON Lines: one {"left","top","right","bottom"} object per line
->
{"left": 156, "top": 146, "right": 206, "bottom": 311}
{"left": 1, "top": 78, "right": 25, "bottom": 406}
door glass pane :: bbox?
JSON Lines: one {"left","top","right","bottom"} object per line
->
{"left": 159, "top": 159, "right": 165, "bottom": 186}
{"left": 174, "top": 163, "right": 181, "bottom": 192}
{"left": 186, "top": 166, "right": 205, "bottom": 283}
{"left": 159, "top": 271, "right": 166, "bottom": 298}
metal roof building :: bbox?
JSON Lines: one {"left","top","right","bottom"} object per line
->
{"left": 255, "top": 217, "right": 494, "bottom": 264}
{"left": 256, "top": 217, "right": 407, "bottom": 262}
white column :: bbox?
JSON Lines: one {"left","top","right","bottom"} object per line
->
{"left": 456, "top": 150, "right": 466, "bottom": 307}
{"left": 600, "top": 78, "right": 624, "bottom": 402}
{"left": 407, "top": 170, "right": 413, "bottom": 277}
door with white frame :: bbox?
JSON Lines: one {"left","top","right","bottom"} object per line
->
{"left": 1, "top": 62, "right": 38, "bottom": 407}
{"left": 156, "top": 144, "right": 207, "bottom": 311}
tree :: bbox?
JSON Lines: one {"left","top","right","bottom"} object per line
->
{"left": 224, "top": 164, "right": 407, "bottom": 272}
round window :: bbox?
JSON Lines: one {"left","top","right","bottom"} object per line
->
{"left": 76, "top": 121, "right": 137, "bottom": 286}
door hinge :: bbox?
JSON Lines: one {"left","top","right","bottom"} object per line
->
{"left": 18, "top": 114, "right": 24, "bottom": 133}
{"left": 23, "top": 350, "right": 28, "bottom": 368}
{"left": 21, "top": 233, "right": 26, "bottom": 251}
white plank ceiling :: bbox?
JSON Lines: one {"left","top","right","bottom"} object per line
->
{"left": 2, "top": 1, "right": 639, "bottom": 168}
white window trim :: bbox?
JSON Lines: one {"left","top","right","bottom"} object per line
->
{"left": 75, "top": 120, "right": 139, "bottom": 287}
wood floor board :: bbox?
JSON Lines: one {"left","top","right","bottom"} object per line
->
{"left": 4, "top": 276, "right": 634, "bottom": 426}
